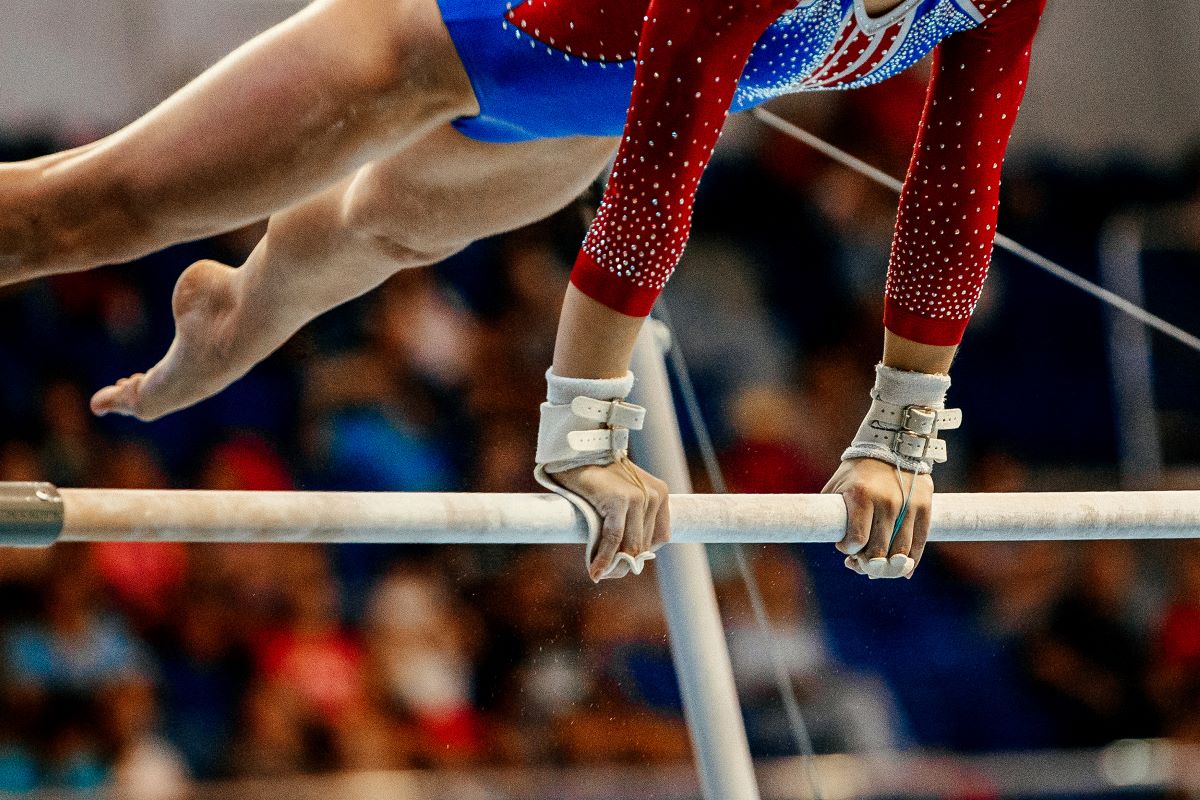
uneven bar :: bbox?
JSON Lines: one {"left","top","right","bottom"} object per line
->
{"left": 0, "top": 486, "right": 1186, "bottom": 546}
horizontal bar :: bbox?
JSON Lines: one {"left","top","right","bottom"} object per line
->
{"left": 0, "top": 486, "right": 1188, "bottom": 546}
{"left": 0, "top": 483, "right": 63, "bottom": 546}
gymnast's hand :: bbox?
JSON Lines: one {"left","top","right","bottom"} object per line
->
{"left": 822, "top": 457, "right": 932, "bottom": 579}
{"left": 551, "top": 460, "right": 671, "bottom": 582}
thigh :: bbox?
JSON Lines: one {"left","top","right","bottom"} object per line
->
{"left": 343, "top": 125, "right": 619, "bottom": 250}
{"left": 39, "top": 0, "right": 478, "bottom": 265}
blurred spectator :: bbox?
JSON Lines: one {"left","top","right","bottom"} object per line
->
{"left": 39, "top": 379, "right": 99, "bottom": 486}
{"left": 305, "top": 350, "right": 457, "bottom": 492}
{"left": 156, "top": 578, "right": 253, "bottom": 778}
{"left": 556, "top": 576, "right": 691, "bottom": 763}
{"left": 365, "top": 563, "right": 485, "bottom": 762}
{"left": 0, "top": 440, "right": 44, "bottom": 483}
{"left": 35, "top": 692, "right": 108, "bottom": 791}
{"left": 1151, "top": 557, "right": 1200, "bottom": 739}
{"left": 103, "top": 677, "right": 190, "bottom": 800}
{"left": 473, "top": 547, "right": 588, "bottom": 760}
{"left": 229, "top": 679, "right": 315, "bottom": 777}
{"left": 3, "top": 550, "right": 155, "bottom": 695}
{"left": 1022, "top": 540, "right": 1158, "bottom": 745}
{"left": 372, "top": 270, "right": 481, "bottom": 391}
{"left": 199, "top": 435, "right": 294, "bottom": 492}
{"left": 0, "top": 692, "right": 38, "bottom": 793}
{"left": 721, "top": 385, "right": 827, "bottom": 493}
{"left": 720, "top": 546, "right": 903, "bottom": 755}
{"left": 253, "top": 550, "right": 366, "bottom": 724}
{"left": 937, "top": 452, "right": 1067, "bottom": 637}
{"left": 233, "top": 547, "right": 387, "bottom": 776}
{"left": 90, "top": 441, "right": 188, "bottom": 628}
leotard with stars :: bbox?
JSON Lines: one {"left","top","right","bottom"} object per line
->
{"left": 438, "top": 0, "right": 1048, "bottom": 345}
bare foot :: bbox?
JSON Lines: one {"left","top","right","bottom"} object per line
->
{"left": 90, "top": 259, "right": 264, "bottom": 421}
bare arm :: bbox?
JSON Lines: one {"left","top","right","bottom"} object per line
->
{"left": 882, "top": 330, "right": 956, "bottom": 375}
{"left": 552, "top": 283, "right": 645, "bottom": 379}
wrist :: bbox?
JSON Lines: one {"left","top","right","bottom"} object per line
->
{"left": 544, "top": 368, "right": 634, "bottom": 405}
{"left": 842, "top": 364, "right": 961, "bottom": 472}
{"left": 536, "top": 368, "right": 645, "bottom": 472}
{"left": 841, "top": 443, "right": 933, "bottom": 474}
{"left": 871, "top": 363, "right": 950, "bottom": 407}
{"left": 551, "top": 283, "right": 644, "bottom": 381}
{"left": 882, "top": 328, "right": 957, "bottom": 373}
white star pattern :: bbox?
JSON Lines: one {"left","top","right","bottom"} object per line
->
{"left": 508, "top": 0, "right": 1045, "bottom": 343}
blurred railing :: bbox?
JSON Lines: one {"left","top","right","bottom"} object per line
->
{"left": 21, "top": 740, "right": 1200, "bottom": 800}
{"left": 1100, "top": 201, "right": 1200, "bottom": 488}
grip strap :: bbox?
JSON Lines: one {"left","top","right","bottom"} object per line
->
{"left": 534, "top": 369, "right": 654, "bottom": 581}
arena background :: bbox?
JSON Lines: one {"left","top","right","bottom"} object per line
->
{"left": 0, "top": 1, "right": 1198, "bottom": 798}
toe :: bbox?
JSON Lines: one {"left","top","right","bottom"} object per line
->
{"left": 89, "top": 385, "right": 118, "bottom": 416}
{"left": 90, "top": 374, "right": 143, "bottom": 418}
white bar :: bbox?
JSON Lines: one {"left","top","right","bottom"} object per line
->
{"left": 629, "top": 320, "right": 762, "bottom": 800}
{"left": 53, "top": 488, "right": 1200, "bottom": 544}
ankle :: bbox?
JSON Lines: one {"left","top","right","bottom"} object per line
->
{"left": 216, "top": 265, "right": 300, "bottom": 350}
{"left": 0, "top": 167, "right": 47, "bottom": 273}
{"left": 0, "top": 166, "right": 111, "bottom": 278}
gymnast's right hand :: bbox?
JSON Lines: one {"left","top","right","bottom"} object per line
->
{"left": 550, "top": 461, "right": 671, "bottom": 581}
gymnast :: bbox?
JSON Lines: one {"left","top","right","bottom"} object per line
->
{"left": 0, "top": 0, "right": 1045, "bottom": 581}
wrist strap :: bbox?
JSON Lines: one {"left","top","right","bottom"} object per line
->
{"left": 842, "top": 364, "right": 961, "bottom": 473}
{"left": 534, "top": 368, "right": 653, "bottom": 581}
{"left": 535, "top": 370, "right": 645, "bottom": 471}
{"left": 545, "top": 369, "right": 634, "bottom": 405}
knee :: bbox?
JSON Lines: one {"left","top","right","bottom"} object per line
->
{"left": 346, "top": 213, "right": 465, "bottom": 272}
{"left": 362, "top": 228, "right": 464, "bottom": 271}
{"left": 340, "top": 172, "right": 466, "bottom": 269}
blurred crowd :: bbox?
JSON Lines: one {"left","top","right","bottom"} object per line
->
{"left": 0, "top": 65, "right": 1199, "bottom": 799}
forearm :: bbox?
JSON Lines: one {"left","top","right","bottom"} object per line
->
{"left": 552, "top": 283, "right": 645, "bottom": 379}
{"left": 883, "top": 0, "right": 1044, "bottom": 347}
{"left": 567, "top": 0, "right": 793, "bottom": 317}
{"left": 882, "top": 330, "right": 957, "bottom": 375}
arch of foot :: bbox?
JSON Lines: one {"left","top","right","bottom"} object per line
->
{"left": 882, "top": 0, "right": 1047, "bottom": 346}
{"left": 568, "top": 0, "right": 799, "bottom": 317}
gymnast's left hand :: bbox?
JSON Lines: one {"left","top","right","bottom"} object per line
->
{"left": 821, "top": 457, "right": 933, "bottom": 579}
{"left": 551, "top": 460, "right": 671, "bottom": 582}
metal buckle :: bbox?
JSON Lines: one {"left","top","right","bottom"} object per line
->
{"left": 605, "top": 400, "right": 644, "bottom": 429}
{"left": 892, "top": 429, "right": 931, "bottom": 459}
{"left": 901, "top": 405, "right": 939, "bottom": 436}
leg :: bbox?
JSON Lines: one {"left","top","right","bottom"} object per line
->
{"left": 0, "top": 0, "right": 476, "bottom": 282}
{"left": 91, "top": 126, "right": 618, "bottom": 420}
